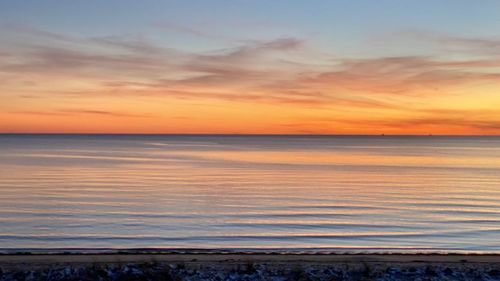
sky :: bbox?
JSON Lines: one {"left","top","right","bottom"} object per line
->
{"left": 1, "top": 0, "right": 500, "bottom": 134}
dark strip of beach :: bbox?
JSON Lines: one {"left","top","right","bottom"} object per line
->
{"left": 0, "top": 252, "right": 499, "bottom": 280}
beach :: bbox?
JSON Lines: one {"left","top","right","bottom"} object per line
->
{"left": 1, "top": 253, "right": 499, "bottom": 280}
{"left": 2, "top": 136, "right": 500, "bottom": 280}
{"left": 3, "top": 0, "right": 500, "bottom": 279}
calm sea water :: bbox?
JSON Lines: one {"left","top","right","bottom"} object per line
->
{"left": 1, "top": 135, "right": 500, "bottom": 253}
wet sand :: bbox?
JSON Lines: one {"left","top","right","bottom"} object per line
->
{"left": 1, "top": 253, "right": 499, "bottom": 266}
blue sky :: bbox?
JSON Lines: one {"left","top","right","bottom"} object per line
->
{"left": 2, "top": 0, "right": 500, "bottom": 55}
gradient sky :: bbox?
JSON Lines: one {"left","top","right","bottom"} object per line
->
{"left": 1, "top": 0, "right": 500, "bottom": 134}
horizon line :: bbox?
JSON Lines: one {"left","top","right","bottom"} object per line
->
{"left": 1, "top": 133, "right": 500, "bottom": 137}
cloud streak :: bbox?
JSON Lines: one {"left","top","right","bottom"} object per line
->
{"left": 296, "top": 56, "right": 500, "bottom": 96}
{"left": 387, "top": 29, "right": 500, "bottom": 56}
{"left": 2, "top": 25, "right": 500, "bottom": 133}
{"left": 9, "top": 109, "right": 150, "bottom": 118}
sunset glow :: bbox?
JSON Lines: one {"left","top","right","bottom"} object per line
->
{"left": 1, "top": 1, "right": 500, "bottom": 134}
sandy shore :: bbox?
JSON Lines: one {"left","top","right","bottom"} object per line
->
{"left": 1, "top": 253, "right": 500, "bottom": 266}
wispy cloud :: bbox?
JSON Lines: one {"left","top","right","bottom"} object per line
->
{"left": 385, "top": 29, "right": 500, "bottom": 56}
{"left": 9, "top": 109, "right": 151, "bottom": 118}
{"left": 2, "top": 25, "right": 500, "bottom": 134}
{"left": 153, "top": 22, "right": 219, "bottom": 39}
{"left": 1, "top": 23, "right": 77, "bottom": 43}
{"left": 4, "top": 25, "right": 498, "bottom": 98}
{"left": 295, "top": 56, "right": 500, "bottom": 96}
{"left": 191, "top": 37, "right": 303, "bottom": 63}
{"left": 297, "top": 108, "right": 500, "bottom": 133}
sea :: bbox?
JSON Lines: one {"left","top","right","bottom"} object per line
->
{"left": 1, "top": 134, "right": 500, "bottom": 253}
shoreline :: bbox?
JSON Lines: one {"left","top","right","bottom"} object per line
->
{"left": 1, "top": 252, "right": 500, "bottom": 263}
{"left": 2, "top": 247, "right": 500, "bottom": 255}
{"left": 1, "top": 253, "right": 499, "bottom": 280}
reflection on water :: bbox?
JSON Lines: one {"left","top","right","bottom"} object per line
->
{"left": 1, "top": 135, "right": 500, "bottom": 252}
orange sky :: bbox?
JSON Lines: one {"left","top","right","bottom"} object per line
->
{"left": 1, "top": 2, "right": 500, "bottom": 134}
{"left": 2, "top": 50, "right": 499, "bottom": 135}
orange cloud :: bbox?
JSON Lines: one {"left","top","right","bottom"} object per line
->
{"left": 1, "top": 25, "right": 500, "bottom": 134}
